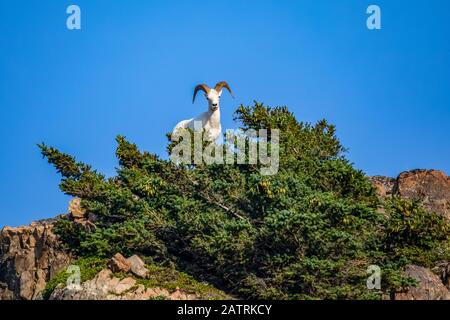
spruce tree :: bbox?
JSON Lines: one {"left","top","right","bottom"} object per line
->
{"left": 39, "top": 102, "right": 450, "bottom": 299}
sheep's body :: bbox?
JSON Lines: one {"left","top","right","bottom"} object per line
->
{"left": 173, "top": 82, "right": 233, "bottom": 142}
{"left": 174, "top": 109, "right": 221, "bottom": 141}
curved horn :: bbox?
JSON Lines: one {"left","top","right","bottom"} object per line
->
{"left": 193, "top": 84, "right": 210, "bottom": 103}
{"left": 215, "top": 81, "right": 234, "bottom": 98}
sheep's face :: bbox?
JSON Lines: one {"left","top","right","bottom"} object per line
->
{"left": 206, "top": 89, "right": 222, "bottom": 112}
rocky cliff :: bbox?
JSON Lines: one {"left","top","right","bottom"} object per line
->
{"left": 371, "top": 169, "right": 450, "bottom": 220}
{"left": 1, "top": 169, "right": 449, "bottom": 300}
{"left": 48, "top": 253, "right": 229, "bottom": 300}
{"left": 372, "top": 170, "right": 450, "bottom": 299}
{"left": 0, "top": 219, "right": 72, "bottom": 300}
{"left": 394, "top": 265, "right": 450, "bottom": 300}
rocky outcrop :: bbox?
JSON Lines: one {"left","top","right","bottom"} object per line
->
{"left": 50, "top": 269, "right": 197, "bottom": 300}
{"left": 370, "top": 176, "right": 396, "bottom": 198}
{"left": 107, "top": 253, "right": 131, "bottom": 273}
{"left": 433, "top": 261, "right": 450, "bottom": 290}
{"left": 396, "top": 170, "right": 450, "bottom": 220}
{"left": 371, "top": 169, "right": 450, "bottom": 300}
{"left": 50, "top": 253, "right": 224, "bottom": 300}
{"left": 371, "top": 169, "right": 450, "bottom": 220}
{"left": 0, "top": 219, "right": 72, "bottom": 300}
{"left": 394, "top": 265, "right": 450, "bottom": 300}
{"left": 68, "top": 197, "right": 96, "bottom": 233}
{"left": 68, "top": 198, "right": 86, "bottom": 221}
{"left": 128, "top": 255, "right": 150, "bottom": 279}
{"left": 107, "top": 253, "right": 149, "bottom": 279}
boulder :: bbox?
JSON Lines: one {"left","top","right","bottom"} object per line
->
{"left": 68, "top": 198, "right": 86, "bottom": 220}
{"left": 434, "top": 261, "right": 450, "bottom": 290}
{"left": 67, "top": 198, "right": 97, "bottom": 233}
{"left": 372, "top": 170, "right": 450, "bottom": 221}
{"left": 107, "top": 253, "right": 131, "bottom": 273}
{"left": 50, "top": 268, "right": 197, "bottom": 300}
{"left": 370, "top": 176, "right": 396, "bottom": 198}
{"left": 0, "top": 282, "right": 14, "bottom": 299}
{"left": 396, "top": 170, "right": 450, "bottom": 220}
{"left": 0, "top": 220, "right": 72, "bottom": 300}
{"left": 113, "top": 277, "right": 136, "bottom": 295}
{"left": 394, "top": 265, "right": 450, "bottom": 300}
{"left": 127, "top": 255, "right": 149, "bottom": 279}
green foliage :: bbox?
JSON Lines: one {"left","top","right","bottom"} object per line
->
{"left": 42, "top": 257, "right": 228, "bottom": 300}
{"left": 39, "top": 102, "right": 450, "bottom": 300}
{"left": 382, "top": 197, "right": 450, "bottom": 268}
{"left": 38, "top": 143, "right": 91, "bottom": 179}
{"left": 43, "top": 257, "right": 107, "bottom": 300}
{"left": 134, "top": 264, "right": 230, "bottom": 300}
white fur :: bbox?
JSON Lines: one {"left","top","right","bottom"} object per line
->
{"left": 173, "top": 89, "right": 223, "bottom": 141}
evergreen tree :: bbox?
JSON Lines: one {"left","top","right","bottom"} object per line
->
{"left": 39, "top": 102, "right": 450, "bottom": 299}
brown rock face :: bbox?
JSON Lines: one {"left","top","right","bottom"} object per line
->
{"left": 395, "top": 265, "right": 450, "bottom": 300}
{"left": 370, "top": 176, "right": 396, "bottom": 198}
{"left": 50, "top": 269, "right": 197, "bottom": 300}
{"left": 67, "top": 198, "right": 97, "bottom": 233}
{"left": 0, "top": 220, "right": 72, "bottom": 300}
{"left": 107, "top": 253, "right": 131, "bottom": 273}
{"left": 396, "top": 170, "right": 450, "bottom": 220}
{"left": 127, "top": 255, "right": 150, "bottom": 279}
{"left": 371, "top": 169, "right": 450, "bottom": 220}
{"left": 372, "top": 169, "right": 450, "bottom": 299}
{"left": 68, "top": 198, "right": 86, "bottom": 221}
{"left": 435, "top": 261, "right": 450, "bottom": 290}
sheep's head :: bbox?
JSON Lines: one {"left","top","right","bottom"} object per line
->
{"left": 193, "top": 81, "right": 234, "bottom": 112}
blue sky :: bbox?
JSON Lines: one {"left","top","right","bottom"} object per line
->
{"left": 1, "top": 0, "right": 449, "bottom": 227}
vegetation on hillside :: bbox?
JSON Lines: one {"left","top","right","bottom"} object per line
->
{"left": 39, "top": 102, "right": 450, "bottom": 299}
{"left": 43, "top": 257, "right": 229, "bottom": 300}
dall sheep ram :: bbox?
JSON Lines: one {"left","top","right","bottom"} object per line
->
{"left": 173, "top": 81, "right": 234, "bottom": 141}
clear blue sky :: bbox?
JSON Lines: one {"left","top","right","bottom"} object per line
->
{"left": 1, "top": 0, "right": 449, "bottom": 227}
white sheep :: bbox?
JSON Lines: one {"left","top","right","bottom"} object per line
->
{"left": 173, "top": 81, "right": 234, "bottom": 141}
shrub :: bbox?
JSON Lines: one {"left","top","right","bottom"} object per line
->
{"left": 43, "top": 257, "right": 107, "bottom": 300}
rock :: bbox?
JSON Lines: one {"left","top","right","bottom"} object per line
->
{"left": 372, "top": 170, "right": 450, "bottom": 221}
{"left": 394, "top": 265, "right": 450, "bottom": 300}
{"left": 370, "top": 176, "right": 396, "bottom": 198}
{"left": 50, "top": 268, "right": 198, "bottom": 300}
{"left": 170, "top": 288, "right": 197, "bottom": 300}
{"left": 0, "top": 220, "right": 72, "bottom": 300}
{"left": 434, "top": 261, "right": 450, "bottom": 290}
{"left": 108, "top": 253, "right": 131, "bottom": 273}
{"left": 113, "top": 277, "right": 136, "bottom": 295}
{"left": 68, "top": 198, "right": 86, "bottom": 220}
{"left": 396, "top": 170, "right": 450, "bottom": 220}
{"left": 67, "top": 198, "right": 97, "bottom": 233}
{"left": 144, "top": 287, "right": 170, "bottom": 299}
{"left": 127, "top": 255, "right": 149, "bottom": 279}
{"left": 0, "top": 282, "right": 14, "bottom": 299}
{"left": 50, "top": 269, "right": 111, "bottom": 300}
{"left": 371, "top": 171, "right": 450, "bottom": 298}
